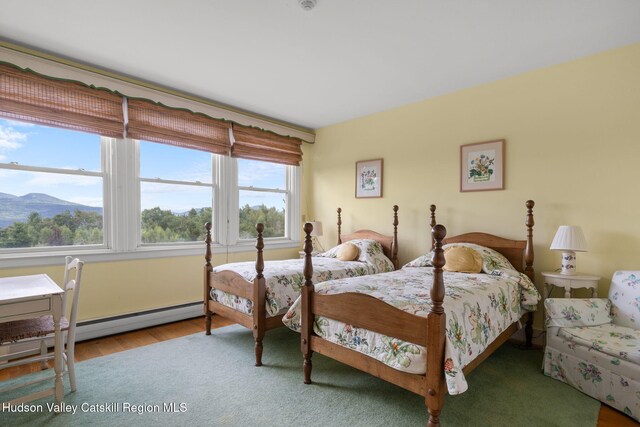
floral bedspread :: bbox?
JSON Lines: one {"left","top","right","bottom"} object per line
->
{"left": 282, "top": 266, "right": 540, "bottom": 395}
{"left": 211, "top": 257, "right": 391, "bottom": 318}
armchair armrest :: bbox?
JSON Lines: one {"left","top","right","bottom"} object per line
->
{"left": 544, "top": 298, "right": 612, "bottom": 327}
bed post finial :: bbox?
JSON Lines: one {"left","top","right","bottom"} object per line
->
{"left": 429, "top": 204, "right": 437, "bottom": 249}
{"left": 204, "top": 222, "right": 213, "bottom": 335}
{"left": 253, "top": 223, "right": 266, "bottom": 366}
{"left": 204, "top": 222, "right": 212, "bottom": 268}
{"left": 426, "top": 223, "right": 447, "bottom": 426}
{"left": 337, "top": 207, "right": 342, "bottom": 245}
{"left": 430, "top": 224, "right": 446, "bottom": 312}
{"left": 255, "top": 223, "right": 265, "bottom": 279}
{"left": 302, "top": 222, "right": 315, "bottom": 384}
{"left": 392, "top": 205, "right": 399, "bottom": 270}
{"left": 303, "top": 222, "right": 314, "bottom": 287}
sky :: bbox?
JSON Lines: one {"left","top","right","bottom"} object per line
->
{"left": 0, "top": 119, "right": 287, "bottom": 213}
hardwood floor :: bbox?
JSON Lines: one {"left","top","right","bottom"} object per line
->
{"left": 1, "top": 315, "right": 636, "bottom": 426}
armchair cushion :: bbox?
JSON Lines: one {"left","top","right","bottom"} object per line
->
{"left": 558, "top": 323, "right": 640, "bottom": 365}
{"left": 545, "top": 298, "right": 612, "bottom": 328}
{"left": 609, "top": 271, "right": 640, "bottom": 330}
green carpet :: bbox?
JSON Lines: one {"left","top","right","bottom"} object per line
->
{"left": 0, "top": 325, "right": 599, "bottom": 426}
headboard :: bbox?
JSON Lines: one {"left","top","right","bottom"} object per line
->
{"left": 337, "top": 205, "right": 407, "bottom": 270}
{"left": 442, "top": 200, "right": 535, "bottom": 279}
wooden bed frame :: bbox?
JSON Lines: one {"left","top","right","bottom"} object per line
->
{"left": 204, "top": 205, "right": 408, "bottom": 366}
{"left": 300, "top": 200, "right": 535, "bottom": 426}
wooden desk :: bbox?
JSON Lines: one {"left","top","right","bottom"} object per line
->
{"left": 0, "top": 274, "right": 65, "bottom": 405}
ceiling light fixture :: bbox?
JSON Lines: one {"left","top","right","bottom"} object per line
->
{"left": 299, "top": 0, "right": 317, "bottom": 11}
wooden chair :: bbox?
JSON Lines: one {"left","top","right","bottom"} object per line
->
{"left": 0, "top": 256, "right": 84, "bottom": 403}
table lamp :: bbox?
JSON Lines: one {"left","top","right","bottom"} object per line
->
{"left": 550, "top": 225, "right": 587, "bottom": 275}
{"left": 305, "top": 221, "right": 324, "bottom": 253}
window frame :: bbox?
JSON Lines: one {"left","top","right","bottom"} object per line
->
{"left": 0, "top": 135, "right": 301, "bottom": 268}
{"left": 0, "top": 129, "right": 109, "bottom": 254}
{"left": 228, "top": 158, "right": 300, "bottom": 246}
{"left": 136, "top": 139, "right": 216, "bottom": 247}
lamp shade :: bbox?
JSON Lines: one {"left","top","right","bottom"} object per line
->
{"left": 550, "top": 226, "right": 587, "bottom": 252}
{"left": 305, "top": 221, "right": 323, "bottom": 237}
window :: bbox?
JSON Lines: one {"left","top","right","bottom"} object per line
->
{"left": 138, "top": 141, "right": 214, "bottom": 244}
{"left": 0, "top": 125, "right": 300, "bottom": 260}
{"left": 0, "top": 62, "right": 303, "bottom": 264}
{"left": 237, "top": 159, "right": 287, "bottom": 240}
{"left": 135, "top": 147, "right": 300, "bottom": 248}
{"left": 0, "top": 119, "right": 105, "bottom": 249}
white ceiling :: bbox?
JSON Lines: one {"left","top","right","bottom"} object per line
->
{"left": 1, "top": 1, "right": 639, "bottom": 130}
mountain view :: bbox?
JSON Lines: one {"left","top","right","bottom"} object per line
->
{"left": 0, "top": 192, "right": 285, "bottom": 249}
{"left": 0, "top": 192, "right": 102, "bottom": 228}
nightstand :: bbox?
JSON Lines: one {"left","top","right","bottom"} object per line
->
{"left": 541, "top": 272, "right": 600, "bottom": 298}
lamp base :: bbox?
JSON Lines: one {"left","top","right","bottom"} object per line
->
{"left": 559, "top": 251, "right": 577, "bottom": 275}
{"left": 312, "top": 237, "right": 325, "bottom": 253}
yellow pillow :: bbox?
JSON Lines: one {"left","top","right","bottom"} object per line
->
{"left": 443, "top": 246, "right": 482, "bottom": 273}
{"left": 336, "top": 242, "right": 360, "bottom": 261}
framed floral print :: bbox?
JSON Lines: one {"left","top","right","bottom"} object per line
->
{"left": 355, "top": 158, "right": 383, "bottom": 198}
{"left": 460, "top": 139, "right": 505, "bottom": 192}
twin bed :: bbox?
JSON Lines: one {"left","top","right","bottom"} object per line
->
{"left": 204, "top": 205, "right": 410, "bottom": 366}
{"left": 204, "top": 201, "right": 539, "bottom": 426}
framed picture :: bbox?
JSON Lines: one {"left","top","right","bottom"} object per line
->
{"left": 460, "top": 139, "right": 505, "bottom": 192}
{"left": 355, "top": 158, "right": 383, "bottom": 198}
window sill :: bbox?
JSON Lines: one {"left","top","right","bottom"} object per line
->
{"left": 0, "top": 239, "right": 301, "bottom": 269}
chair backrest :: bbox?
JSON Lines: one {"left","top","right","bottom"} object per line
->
{"left": 608, "top": 270, "right": 640, "bottom": 330}
{"left": 62, "top": 256, "right": 84, "bottom": 334}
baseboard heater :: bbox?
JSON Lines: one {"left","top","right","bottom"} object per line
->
{"left": 0, "top": 302, "right": 204, "bottom": 360}
{"left": 76, "top": 301, "right": 203, "bottom": 342}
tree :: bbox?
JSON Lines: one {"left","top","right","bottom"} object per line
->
{"left": 0, "top": 222, "right": 33, "bottom": 248}
{"left": 238, "top": 204, "right": 285, "bottom": 239}
{"left": 0, "top": 205, "right": 210, "bottom": 247}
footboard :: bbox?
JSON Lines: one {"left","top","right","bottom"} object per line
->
{"left": 206, "top": 270, "right": 258, "bottom": 329}
{"left": 310, "top": 292, "right": 429, "bottom": 395}
{"left": 205, "top": 221, "right": 315, "bottom": 366}
{"left": 204, "top": 223, "right": 267, "bottom": 333}
{"left": 302, "top": 224, "right": 448, "bottom": 426}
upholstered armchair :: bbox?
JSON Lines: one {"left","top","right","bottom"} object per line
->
{"left": 543, "top": 271, "right": 640, "bottom": 421}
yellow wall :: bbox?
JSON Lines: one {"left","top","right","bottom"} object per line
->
{"left": 308, "top": 43, "right": 640, "bottom": 317}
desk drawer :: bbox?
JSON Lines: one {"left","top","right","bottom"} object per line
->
{"left": 0, "top": 299, "right": 51, "bottom": 320}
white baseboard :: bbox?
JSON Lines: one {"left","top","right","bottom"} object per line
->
{"left": 76, "top": 302, "right": 203, "bottom": 342}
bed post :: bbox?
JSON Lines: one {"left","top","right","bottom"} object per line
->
{"left": 204, "top": 222, "right": 213, "bottom": 335}
{"left": 429, "top": 205, "right": 437, "bottom": 249}
{"left": 426, "top": 224, "right": 447, "bottom": 427}
{"left": 524, "top": 200, "right": 535, "bottom": 280}
{"left": 301, "top": 222, "right": 315, "bottom": 384}
{"left": 253, "top": 223, "right": 266, "bottom": 367}
{"left": 392, "top": 205, "right": 399, "bottom": 270}
{"left": 337, "top": 207, "right": 342, "bottom": 245}
{"left": 524, "top": 200, "right": 535, "bottom": 348}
